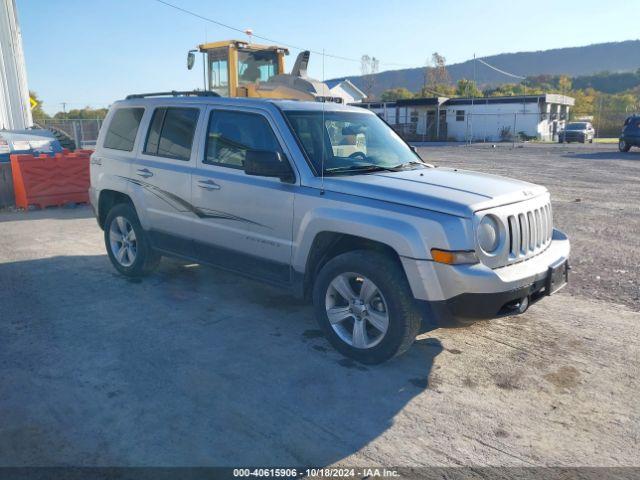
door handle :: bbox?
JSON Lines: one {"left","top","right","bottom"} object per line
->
{"left": 136, "top": 168, "right": 153, "bottom": 178}
{"left": 197, "top": 179, "right": 221, "bottom": 190}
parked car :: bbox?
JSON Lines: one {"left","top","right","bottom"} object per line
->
{"left": 558, "top": 122, "right": 595, "bottom": 143}
{"left": 90, "top": 92, "right": 570, "bottom": 364}
{"left": 619, "top": 114, "right": 640, "bottom": 152}
{"left": 0, "top": 129, "right": 63, "bottom": 162}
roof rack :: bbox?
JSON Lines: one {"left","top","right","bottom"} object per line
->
{"left": 125, "top": 91, "right": 220, "bottom": 100}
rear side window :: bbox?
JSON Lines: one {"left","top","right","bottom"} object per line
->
{"left": 103, "top": 108, "right": 144, "bottom": 151}
{"left": 143, "top": 107, "right": 199, "bottom": 161}
{"left": 204, "top": 110, "right": 281, "bottom": 169}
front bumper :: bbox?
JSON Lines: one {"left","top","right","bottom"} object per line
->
{"left": 401, "top": 229, "right": 570, "bottom": 324}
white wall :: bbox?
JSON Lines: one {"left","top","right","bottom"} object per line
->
{"left": 358, "top": 103, "right": 396, "bottom": 123}
{"left": 0, "top": 0, "right": 32, "bottom": 130}
{"left": 445, "top": 101, "right": 542, "bottom": 142}
{"left": 330, "top": 82, "right": 365, "bottom": 105}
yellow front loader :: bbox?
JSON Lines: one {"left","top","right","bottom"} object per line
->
{"left": 187, "top": 40, "right": 340, "bottom": 102}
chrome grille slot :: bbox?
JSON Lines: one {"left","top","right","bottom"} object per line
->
{"left": 496, "top": 198, "right": 554, "bottom": 268}
{"left": 535, "top": 209, "right": 542, "bottom": 247}
{"left": 518, "top": 213, "right": 527, "bottom": 255}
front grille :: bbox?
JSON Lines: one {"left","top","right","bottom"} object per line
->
{"left": 506, "top": 203, "right": 553, "bottom": 262}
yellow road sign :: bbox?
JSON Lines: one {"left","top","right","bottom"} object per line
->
{"left": 29, "top": 96, "right": 38, "bottom": 110}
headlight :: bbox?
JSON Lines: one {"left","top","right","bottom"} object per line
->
{"left": 478, "top": 215, "right": 500, "bottom": 253}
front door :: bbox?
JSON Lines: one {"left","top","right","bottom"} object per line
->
{"left": 131, "top": 105, "right": 203, "bottom": 255}
{"left": 190, "top": 107, "right": 295, "bottom": 284}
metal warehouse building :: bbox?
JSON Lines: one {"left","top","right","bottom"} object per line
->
{"left": 357, "top": 94, "right": 575, "bottom": 142}
{"left": 0, "top": 0, "right": 32, "bottom": 130}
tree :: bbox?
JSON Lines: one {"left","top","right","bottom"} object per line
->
{"left": 29, "top": 91, "right": 50, "bottom": 121}
{"left": 54, "top": 107, "right": 108, "bottom": 120}
{"left": 558, "top": 75, "right": 572, "bottom": 93}
{"left": 456, "top": 79, "right": 482, "bottom": 97}
{"left": 380, "top": 88, "right": 414, "bottom": 101}
{"left": 417, "top": 84, "right": 456, "bottom": 97}
{"left": 426, "top": 52, "right": 449, "bottom": 89}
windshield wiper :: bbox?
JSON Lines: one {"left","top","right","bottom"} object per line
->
{"left": 324, "top": 164, "right": 400, "bottom": 174}
{"left": 393, "top": 160, "right": 428, "bottom": 169}
{"left": 324, "top": 160, "right": 430, "bottom": 175}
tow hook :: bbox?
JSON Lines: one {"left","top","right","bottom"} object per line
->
{"left": 505, "top": 296, "right": 529, "bottom": 314}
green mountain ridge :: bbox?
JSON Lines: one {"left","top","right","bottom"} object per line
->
{"left": 332, "top": 40, "right": 640, "bottom": 97}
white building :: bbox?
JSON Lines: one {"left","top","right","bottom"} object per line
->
{"left": 444, "top": 94, "right": 574, "bottom": 142}
{"left": 326, "top": 79, "right": 367, "bottom": 104}
{"left": 357, "top": 94, "right": 575, "bottom": 142}
{"left": 0, "top": 0, "right": 32, "bottom": 130}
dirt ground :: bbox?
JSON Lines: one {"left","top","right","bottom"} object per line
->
{"left": 0, "top": 143, "right": 638, "bottom": 468}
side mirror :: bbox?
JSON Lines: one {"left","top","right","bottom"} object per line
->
{"left": 187, "top": 51, "right": 196, "bottom": 70}
{"left": 244, "top": 150, "right": 294, "bottom": 182}
{"left": 409, "top": 145, "right": 422, "bottom": 159}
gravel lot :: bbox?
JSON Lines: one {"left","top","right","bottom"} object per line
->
{"left": 0, "top": 144, "right": 638, "bottom": 468}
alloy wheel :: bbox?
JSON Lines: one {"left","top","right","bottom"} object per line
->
{"left": 325, "top": 272, "right": 389, "bottom": 349}
{"left": 109, "top": 216, "right": 137, "bottom": 267}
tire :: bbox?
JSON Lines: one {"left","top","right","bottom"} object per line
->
{"left": 589, "top": 138, "right": 593, "bottom": 144}
{"left": 619, "top": 139, "right": 631, "bottom": 152}
{"left": 104, "top": 203, "right": 160, "bottom": 277}
{"left": 312, "top": 250, "right": 422, "bottom": 364}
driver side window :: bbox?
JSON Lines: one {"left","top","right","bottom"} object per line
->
{"left": 204, "top": 110, "right": 282, "bottom": 169}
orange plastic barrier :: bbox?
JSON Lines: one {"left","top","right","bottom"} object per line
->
{"left": 10, "top": 150, "right": 91, "bottom": 209}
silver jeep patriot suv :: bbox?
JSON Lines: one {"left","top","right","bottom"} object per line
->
{"left": 90, "top": 92, "right": 570, "bottom": 364}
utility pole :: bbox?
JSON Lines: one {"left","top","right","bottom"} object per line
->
{"left": 471, "top": 53, "right": 476, "bottom": 144}
{"left": 61, "top": 102, "right": 67, "bottom": 115}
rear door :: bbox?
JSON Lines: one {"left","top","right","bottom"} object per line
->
{"left": 190, "top": 107, "right": 296, "bottom": 284}
{"left": 130, "top": 105, "right": 203, "bottom": 255}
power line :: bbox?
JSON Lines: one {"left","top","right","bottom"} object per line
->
{"left": 476, "top": 58, "right": 526, "bottom": 80}
{"left": 152, "top": 0, "right": 412, "bottom": 68}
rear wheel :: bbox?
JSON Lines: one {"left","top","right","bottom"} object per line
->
{"left": 104, "top": 203, "right": 160, "bottom": 277}
{"left": 619, "top": 139, "right": 631, "bottom": 152}
{"left": 312, "top": 250, "right": 421, "bottom": 364}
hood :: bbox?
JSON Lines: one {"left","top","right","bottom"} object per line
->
{"left": 319, "top": 167, "right": 547, "bottom": 218}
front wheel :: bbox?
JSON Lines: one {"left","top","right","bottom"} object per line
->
{"left": 312, "top": 251, "right": 422, "bottom": 364}
{"left": 619, "top": 139, "right": 631, "bottom": 152}
{"left": 104, "top": 203, "right": 160, "bottom": 277}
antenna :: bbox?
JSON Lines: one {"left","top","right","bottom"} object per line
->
{"left": 320, "top": 49, "right": 326, "bottom": 195}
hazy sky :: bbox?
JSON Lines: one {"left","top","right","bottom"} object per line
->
{"left": 17, "top": 0, "right": 639, "bottom": 114}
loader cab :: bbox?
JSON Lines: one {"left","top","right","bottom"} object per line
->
{"left": 190, "top": 40, "right": 288, "bottom": 98}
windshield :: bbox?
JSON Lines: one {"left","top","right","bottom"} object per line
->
{"left": 284, "top": 110, "right": 426, "bottom": 175}
{"left": 566, "top": 122, "right": 588, "bottom": 130}
{"left": 237, "top": 50, "right": 279, "bottom": 86}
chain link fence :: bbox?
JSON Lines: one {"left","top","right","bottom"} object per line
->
{"left": 34, "top": 118, "right": 104, "bottom": 149}
{"left": 379, "top": 110, "right": 633, "bottom": 144}
{"left": 30, "top": 109, "right": 635, "bottom": 148}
